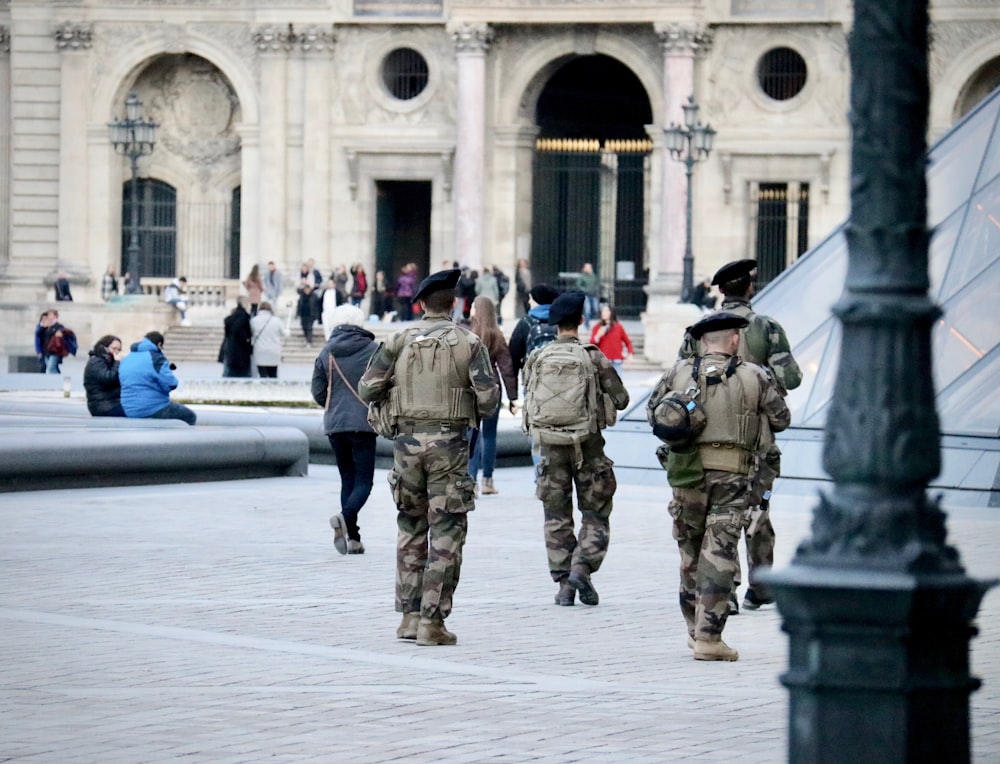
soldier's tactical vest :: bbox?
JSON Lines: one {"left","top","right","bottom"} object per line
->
{"left": 693, "top": 355, "right": 761, "bottom": 474}
{"left": 389, "top": 322, "right": 476, "bottom": 424}
{"left": 723, "top": 303, "right": 769, "bottom": 366}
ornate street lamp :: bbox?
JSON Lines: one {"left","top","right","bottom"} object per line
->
{"left": 108, "top": 91, "right": 158, "bottom": 295}
{"left": 664, "top": 95, "right": 716, "bottom": 303}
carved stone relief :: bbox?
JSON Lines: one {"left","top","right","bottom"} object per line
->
{"left": 333, "top": 26, "right": 456, "bottom": 127}
{"left": 929, "top": 20, "right": 1000, "bottom": 83}
{"left": 138, "top": 55, "right": 242, "bottom": 186}
{"left": 705, "top": 24, "right": 847, "bottom": 127}
{"left": 53, "top": 22, "right": 93, "bottom": 51}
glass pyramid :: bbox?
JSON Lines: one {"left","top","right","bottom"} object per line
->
{"left": 754, "top": 86, "right": 1000, "bottom": 438}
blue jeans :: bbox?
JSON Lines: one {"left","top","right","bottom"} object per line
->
{"left": 584, "top": 295, "right": 600, "bottom": 324}
{"left": 147, "top": 402, "right": 197, "bottom": 426}
{"left": 468, "top": 408, "right": 500, "bottom": 479}
{"left": 45, "top": 355, "right": 62, "bottom": 374}
{"left": 329, "top": 432, "right": 377, "bottom": 541}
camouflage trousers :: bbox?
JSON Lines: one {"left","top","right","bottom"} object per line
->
{"left": 668, "top": 469, "right": 752, "bottom": 641}
{"left": 536, "top": 434, "right": 617, "bottom": 582}
{"left": 733, "top": 500, "right": 775, "bottom": 599}
{"left": 388, "top": 431, "right": 477, "bottom": 621}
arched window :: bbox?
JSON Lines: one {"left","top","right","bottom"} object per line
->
{"left": 121, "top": 179, "right": 177, "bottom": 278}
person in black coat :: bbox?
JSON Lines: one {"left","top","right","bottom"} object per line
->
{"left": 221, "top": 297, "right": 253, "bottom": 377}
{"left": 311, "top": 304, "right": 378, "bottom": 555}
{"left": 83, "top": 335, "right": 125, "bottom": 417}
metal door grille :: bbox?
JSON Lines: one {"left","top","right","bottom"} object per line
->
{"left": 750, "top": 181, "right": 810, "bottom": 285}
{"left": 531, "top": 138, "right": 651, "bottom": 317}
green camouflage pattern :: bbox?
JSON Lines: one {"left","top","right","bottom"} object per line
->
{"left": 734, "top": 501, "right": 775, "bottom": 599}
{"left": 388, "top": 431, "right": 476, "bottom": 621}
{"left": 536, "top": 433, "right": 617, "bottom": 582}
{"left": 668, "top": 469, "right": 752, "bottom": 641}
{"left": 678, "top": 297, "right": 802, "bottom": 396}
{"left": 358, "top": 311, "right": 500, "bottom": 421}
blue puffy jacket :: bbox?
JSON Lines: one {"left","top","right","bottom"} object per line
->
{"left": 119, "top": 337, "right": 179, "bottom": 417}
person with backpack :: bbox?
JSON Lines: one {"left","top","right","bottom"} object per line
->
{"left": 508, "top": 283, "right": 560, "bottom": 380}
{"left": 359, "top": 268, "right": 499, "bottom": 647}
{"left": 40, "top": 309, "right": 78, "bottom": 374}
{"left": 677, "top": 258, "right": 802, "bottom": 614}
{"left": 650, "top": 312, "right": 790, "bottom": 661}
{"left": 522, "top": 290, "right": 630, "bottom": 608}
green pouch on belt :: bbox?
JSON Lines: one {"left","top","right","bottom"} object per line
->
{"left": 657, "top": 444, "right": 704, "bottom": 488}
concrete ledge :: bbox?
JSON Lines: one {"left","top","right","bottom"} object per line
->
{"left": 0, "top": 396, "right": 532, "bottom": 484}
{"left": 0, "top": 423, "right": 309, "bottom": 492}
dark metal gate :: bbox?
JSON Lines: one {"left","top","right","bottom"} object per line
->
{"left": 530, "top": 138, "right": 650, "bottom": 317}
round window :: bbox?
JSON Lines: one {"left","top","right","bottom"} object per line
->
{"left": 382, "top": 48, "right": 429, "bottom": 101}
{"left": 757, "top": 47, "right": 808, "bottom": 101}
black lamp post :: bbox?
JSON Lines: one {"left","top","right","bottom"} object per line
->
{"left": 108, "top": 91, "right": 158, "bottom": 295}
{"left": 665, "top": 95, "right": 715, "bottom": 303}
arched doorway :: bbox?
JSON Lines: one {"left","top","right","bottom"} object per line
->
{"left": 955, "top": 57, "right": 1000, "bottom": 121}
{"left": 114, "top": 53, "right": 242, "bottom": 281}
{"left": 531, "top": 55, "right": 653, "bottom": 316}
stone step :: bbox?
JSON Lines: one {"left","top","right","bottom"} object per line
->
{"left": 164, "top": 321, "right": 652, "bottom": 368}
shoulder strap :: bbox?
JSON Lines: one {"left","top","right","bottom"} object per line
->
{"left": 327, "top": 354, "right": 366, "bottom": 410}
{"left": 251, "top": 316, "right": 274, "bottom": 345}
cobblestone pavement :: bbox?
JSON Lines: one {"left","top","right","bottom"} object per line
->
{"left": 1, "top": 468, "right": 998, "bottom": 763}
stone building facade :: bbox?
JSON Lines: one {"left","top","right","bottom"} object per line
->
{"left": 0, "top": 0, "right": 997, "bottom": 362}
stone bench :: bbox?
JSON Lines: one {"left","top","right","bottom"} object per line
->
{"left": 0, "top": 403, "right": 309, "bottom": 492}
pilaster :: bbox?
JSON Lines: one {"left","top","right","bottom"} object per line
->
{"left": 0, "top": 26, "right": 10, "bottom": 273}
{"left": 450, "top": 22, "right": 493, "bottom": 270}
{"left": 54, "top": 22, "right": 93, "bottom": 291}
{"left": 298, "top": 25, "right": 335, "bottom": 275}
{"left": 641, "top": 22, "right": 713, "bottom": 365}
{"left": 252, "top": 24, "right": 293, "bottom": 281}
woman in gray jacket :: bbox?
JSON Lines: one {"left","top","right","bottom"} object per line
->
{"left": 311, "top": 304, "right": 378, "bottom": 555}
{"left": 250, "top": 302, "right": 288, "bottom": 378}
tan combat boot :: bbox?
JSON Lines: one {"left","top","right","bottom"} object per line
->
{"left": 693, "top": 639, "right": 739, "bottom": 662}
{"left": 416, "top": 616, "right": 457, "bottom": 646}
{"left": 481, "top": 477, "right": 498, "bottom": 495}
{"left": 396, "top": 612, "right": 419, "bottom": 640}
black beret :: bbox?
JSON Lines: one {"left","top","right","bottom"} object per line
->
{"left": 412, "top": 268, "right": 461, "bottom": 303}
{"left": 547, "top": 290, "right": 586, "bottom": 325}
{"left": 529, "top": 284, "right": 560, "bottom": 305}
{"left": 711, "top": 259, "right": 757, "bottom": 286}
{"left": 688, "top": 311, "right": 750, "bottom": 340}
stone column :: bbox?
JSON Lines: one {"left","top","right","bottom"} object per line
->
{"left": 765, "top": 2, "right": 994, "bottom": 761}
{"left": 640, "top": 23, "right": 712, "bottom": 366}
{"left": 450, "top": 22, "right": 493, "bottom": 271}
{"left": 0, "top": 27, "right": 10, "bottom": 271}
{"left": 54, "top": 23, "right": 93, "bottom": 289}
{"left": 252, "top": 25, "right": 293, "bottom": 281}
{"left": 298, "top": 25, "right": 335, "bottom": 274}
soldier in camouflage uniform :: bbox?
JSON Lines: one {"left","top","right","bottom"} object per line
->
{"left": 679, "top": 258, "right": 802, "bottom": 612}
{"left": 655, "top": 312, "right": 790, "bottom": 660}
{"left": 359, "top": 269, "right": 499, "bottom": 646}
{"left": 523, "top": 291, "right": 630, "bottom": 607}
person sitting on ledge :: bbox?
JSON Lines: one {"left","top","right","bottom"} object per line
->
{"left": 118, "top": 331, "right": 197, "bottom": 426}
{"left": 83, "top": 335, "right": 125, "bottom": 418}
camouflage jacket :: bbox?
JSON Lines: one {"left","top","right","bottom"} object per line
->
{"left": 678, "top": 297, "right": 802, "bottom": 396}
{"left": 358, "top": 312, "right": 500, "bottom": 421}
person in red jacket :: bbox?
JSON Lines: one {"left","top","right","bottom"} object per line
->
{"left": 589, "top": 304, "right": 633, "bottom": 370}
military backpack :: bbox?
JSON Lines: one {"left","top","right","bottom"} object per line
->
{"left": 387, "top": 323, "right": 476, "bottom": 425}
{"left": 523, "top": 340, "right": 599, "bottom": 447}
{"left": 524, "top": 313, "right": 558, "bottom": 358}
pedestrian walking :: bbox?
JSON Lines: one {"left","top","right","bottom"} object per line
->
{"left": 650, "top": 312, "right": 790, "bottom": 661}
{"left": 359, "top": 268, "right": 499, "bottom": 646}
{"left": 312, "top": 304, "right": 379, "bottom": 556}
{"left": 522, "top": 290, "right": 629, "bottom": 608}
{"left": 678, "top": 258, "right": 802, "bottom": 614}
